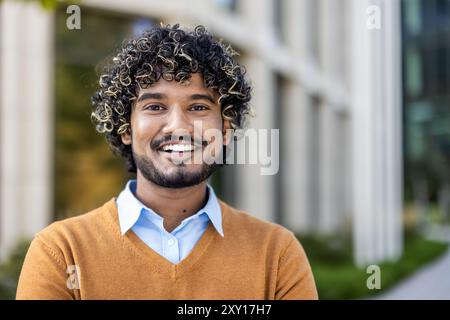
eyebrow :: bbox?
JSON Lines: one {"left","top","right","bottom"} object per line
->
{"left": 136, "top": 92, "right": 216, "bottom": 104}
{"left": 190, "top": 94, "right": 216, "bottom": 104}
{"left": 136, "top": 93, "right": 165, "bottom": 103}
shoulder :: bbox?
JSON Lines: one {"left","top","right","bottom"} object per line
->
{"left": 219, "top": 200, "right": 298, "bottom": 250}
{"left": 34, "top": 198, "right": 117, "bottom": 250}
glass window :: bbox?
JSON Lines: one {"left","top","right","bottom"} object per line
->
{"left": 211, "top": 0, "right": 237, "bottom": 13}
{"left": 402, "top": 0, "right": 450, "bottom": 208}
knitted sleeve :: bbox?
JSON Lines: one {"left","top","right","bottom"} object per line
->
{"left": 16, "top": 235, "right": 75, "bottom": 300}
{"left": 275, "top": 232, "right": 319, "bottom": 300}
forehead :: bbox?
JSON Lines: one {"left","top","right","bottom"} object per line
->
{"left": 136, "top": 73, "right": 218, "bottom": 100}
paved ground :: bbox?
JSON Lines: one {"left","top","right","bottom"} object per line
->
{"left": 373, "top": 225, "right": 450, "bottom": 300}
{"left": 373, "top": 248, "right": 450, "bottom": 299}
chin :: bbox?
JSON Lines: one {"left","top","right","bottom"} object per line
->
{"left": 161, "top": 163, "right": 200, "bottom": 174}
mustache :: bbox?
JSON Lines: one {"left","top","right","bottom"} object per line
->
{"left": 151, "top": 135, "right": 208, "bottom": 150}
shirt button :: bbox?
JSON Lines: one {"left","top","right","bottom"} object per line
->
{"left": 168, "top": 239, "right": 175, "bottom": 246}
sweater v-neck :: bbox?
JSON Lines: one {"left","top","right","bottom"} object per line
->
{"left": 104, "top": 198, "right": 220, "bottom": 280}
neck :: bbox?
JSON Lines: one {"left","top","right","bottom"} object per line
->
{"left": 134, "top": 171, "right": 208, "bottom": 232}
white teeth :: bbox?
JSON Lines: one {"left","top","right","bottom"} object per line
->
{"left": 161, "top": 144, "right": 194, "bottom": 152}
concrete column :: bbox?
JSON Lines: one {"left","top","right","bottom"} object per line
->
{"left": 382, "top": 0, "right": 404, "bottom": 262}
{"left": 350, "top": 0, "right": 403, "bottom": 266}
{"left": 280, "top": 0, "right": 315, "bottom": 232}
{"left": 281, "top": 82, "right": 313, "bottom": 232}
{"left": 318, "top": 103, "right": 342, "bottom": 233}
{"left": 230, "top": 0, "right": 276, "bottom": 222}
{"left": 316, "top": 0, "right": 346, "bottom": 233}
{"left": 234, "top": 56, "right": 276, "bottom": 222}
{"left": 0, "top": 1, "right": 53, "bottom": 259}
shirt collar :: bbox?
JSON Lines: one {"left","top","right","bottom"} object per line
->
{"left": 202, "top": 184, "right": 224, "bottom": 237}
{"left": 116, "top": 180, "right": 224, "bottom": 237}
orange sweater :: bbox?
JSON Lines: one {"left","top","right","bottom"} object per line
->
{"left": 16, "top": 198, "right": 318, "bottom": 300}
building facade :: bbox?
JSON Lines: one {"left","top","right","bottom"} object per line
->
{"left": 0, "top": 0, "right": 403, "bottom": 266}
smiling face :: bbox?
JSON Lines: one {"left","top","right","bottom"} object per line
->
{"left": 121, "top": 73, "right": 231, "bottom": 188}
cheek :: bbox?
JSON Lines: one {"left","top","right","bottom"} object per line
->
{"left": 199, "top": 117, "right": 224, "bottom": 144}
{"left": 198, "top": 114, "right": 223, "bottom": 132}
{"left": 131, "top": 116, "right": 159, "bottom": 147}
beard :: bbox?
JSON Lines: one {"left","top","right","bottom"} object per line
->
{"left": 132, "top": 149, "right": 223, "bottom": 188}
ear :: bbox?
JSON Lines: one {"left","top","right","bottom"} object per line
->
{"left": 222, "top": 120, "right": 233, "bottom": 146}
{"left": 121, "top": 128, "right": 132, "bottom": 145}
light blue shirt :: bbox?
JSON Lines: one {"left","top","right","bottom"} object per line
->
{"left": 116, "top": 180, "right": 224, "bottom": 264}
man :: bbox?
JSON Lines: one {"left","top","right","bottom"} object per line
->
{"left": 16, "top": 24, "right": 317, "bottom": 299}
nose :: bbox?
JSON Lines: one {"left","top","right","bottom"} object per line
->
{"left": 161, "top": 107, "right": 193, "bottom": 138}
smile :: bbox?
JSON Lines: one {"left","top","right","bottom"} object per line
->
{"left": 157, "top": 142, "right": 202, "bottom": 164}
{"left": 160, "top": 144, "right": 195, "bottom": 152}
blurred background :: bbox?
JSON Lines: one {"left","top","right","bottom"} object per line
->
{"left": 0, "top": 0, "right": 449, "bottom": 299}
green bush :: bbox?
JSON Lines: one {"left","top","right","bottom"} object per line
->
{"left": 0, "top": 240, "right": 31, "bottom": 300}
{"left": 298, "top": 230, "right": 449, "bottom": 300}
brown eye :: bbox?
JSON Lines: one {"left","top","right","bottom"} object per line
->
{"left": 190, "top": 105, "right": 208, "bottom": 111}
{"left": 145, "top": 104, "right": 165, "bottom": 111}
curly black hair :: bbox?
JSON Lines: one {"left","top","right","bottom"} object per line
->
{"left": 91, "top": 24, "right": 252, "bottom": 173}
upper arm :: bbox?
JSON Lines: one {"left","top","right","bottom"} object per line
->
{"left": 16, "top": 236, "right": 75, "bottom": 300}
{"left": 275, "top": 232, "right": 318, "bottom": 300}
